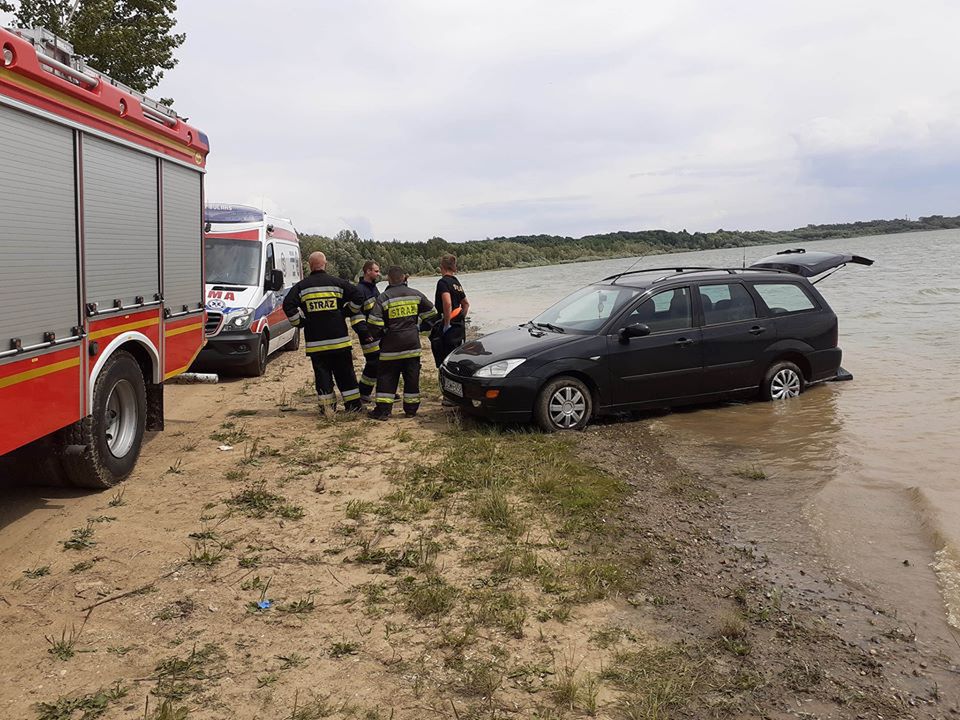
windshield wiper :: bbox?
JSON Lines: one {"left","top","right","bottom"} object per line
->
{"left": 533, "top": 322, "right": 565, "bottom": 333}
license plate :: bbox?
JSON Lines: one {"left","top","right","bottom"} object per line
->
{"left": 442, "top": 376, "right": 463, "bottom": 397}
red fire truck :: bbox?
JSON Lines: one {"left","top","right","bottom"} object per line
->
{"left": 0, "top": 27, "right": 209, "bottom": 488}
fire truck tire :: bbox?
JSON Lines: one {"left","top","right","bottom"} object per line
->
{"left": 283, "top": 327, "right": 300, "bottom": 352}
{"left": 60, "top": 350, "right": 147, "bottom": 489}
{"left": 243, "top": 334, "right": 268, "bottom": 377}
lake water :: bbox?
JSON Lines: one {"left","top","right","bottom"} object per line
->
{"left": 410, "top": 229, "right": 960, "bottom": 633}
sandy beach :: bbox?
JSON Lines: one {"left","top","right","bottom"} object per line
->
{"left": 1, "top": 347, "right": 958, "bottom": 719}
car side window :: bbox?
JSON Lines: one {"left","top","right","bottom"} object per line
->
{"left": 699, "top": 283, "right": 756, "bottom": 325}
{"left": 623, "top": 287, "right": 691, "bottom": 333}
{"left": 752, "top": 283, "right": 816, "bottom": 315}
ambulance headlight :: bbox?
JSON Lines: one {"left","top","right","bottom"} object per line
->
{"left": 227, "top": 309, "right": 255, "bottom": 331}
{"left": 474, "top": 358, "right": 525, "bottom": 378}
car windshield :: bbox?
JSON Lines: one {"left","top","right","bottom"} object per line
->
{"left": 530, "top": 284, "right": 641, "bottom": 333}
{"left": 205, "top": 239, "right": 262, "bottom": 286}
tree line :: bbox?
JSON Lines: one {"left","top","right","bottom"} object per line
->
{"left": 300, "top": 215, "right": 960, "bottom": 280}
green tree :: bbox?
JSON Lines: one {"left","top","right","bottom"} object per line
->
{"left": 12, "top": 0, "right": 184, "bottom": 93}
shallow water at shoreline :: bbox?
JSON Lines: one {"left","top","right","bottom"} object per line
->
{"left": 411, "top": 229, "right": 960, "bottom": 634}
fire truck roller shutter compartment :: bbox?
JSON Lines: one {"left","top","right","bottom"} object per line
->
{"left": 0, "top": 104, "right": 80, "bottom": 350}
{"left": 162, "top": 162, "right": 203, "bottom": 314}
{"left": 82, "top": 135, "right": 160, "bottom": 309}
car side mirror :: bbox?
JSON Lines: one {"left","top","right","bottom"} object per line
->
{"left": 619, "top": 323, "right": 651, "bottom": 342}
{"left": 266, "top": 269, "right": 284, "bottom": 292}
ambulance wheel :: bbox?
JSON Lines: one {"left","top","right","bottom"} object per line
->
{"left": 243, "top": 334, "right": 268, "bottom": 377}
{"left": 283, "top": 327, "right": 300, "bottom": 352}
{"left": 61, "top": 350, "right": 147, "bottom": 489}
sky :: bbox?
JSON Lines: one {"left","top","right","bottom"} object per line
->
{"left": 7, "top": 1, "right": 960, "bottom": 241}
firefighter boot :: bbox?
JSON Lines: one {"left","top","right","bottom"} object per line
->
{"left": 318, "top": 395, "right": 336, "bottom": 418}
{"left": 367, "top": 406, "right": 391, "bottom": 422}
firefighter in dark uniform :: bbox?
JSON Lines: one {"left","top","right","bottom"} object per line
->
{"left": 283, "top": 252, "right": 367, "bottom": 415}
{"left": 366, "top": 266, "right": 438, "bottom": 420}
{"left": 351, "top": 259, "right": 382, "bottom": 402}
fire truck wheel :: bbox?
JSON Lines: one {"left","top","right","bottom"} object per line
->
{"left": 61, "top": 350, "right": 147, "bottom": 489}
{"left": 283, "top": 327, "right": 300, "bottom": 352}
{"left": 243, "top": 335, "right": 268, "bottom": 377}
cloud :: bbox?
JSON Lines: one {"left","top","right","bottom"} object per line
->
{"left": 7, "top": 2, "right": 958, "bottom": 240}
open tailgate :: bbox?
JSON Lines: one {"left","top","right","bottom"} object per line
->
{"left": 750, "top": 249, "right": 874, "bottom": 277}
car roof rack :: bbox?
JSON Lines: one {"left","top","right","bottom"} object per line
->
{"left": 604, "top": 266, "right": 791, "bottom": 284}
{"left": 603, "top": 267, "right": 716, "bottom": 282}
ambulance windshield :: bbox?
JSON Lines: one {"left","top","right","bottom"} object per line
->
{"left": 205, "top": 238, "right": 262, "bottom": 287}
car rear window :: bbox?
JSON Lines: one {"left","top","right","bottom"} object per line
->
{"left": 752, "top": 283, "right": 816, "bottom": 314}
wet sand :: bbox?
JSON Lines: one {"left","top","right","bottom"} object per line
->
{"left": 439, "top": 229, "right": 960, "bottom": 638}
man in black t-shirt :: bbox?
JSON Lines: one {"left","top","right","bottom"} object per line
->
{"left": 430, "top": 253, "right": 470, "bottom": 368}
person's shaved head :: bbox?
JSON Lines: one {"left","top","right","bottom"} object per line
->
{"left": 308, "top": 252, "right": 327, "bottom": 271}
{"left": 387, "top": 266, "right": 405, "bottom": 284}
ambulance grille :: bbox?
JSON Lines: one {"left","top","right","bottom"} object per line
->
{"left": 205, "top": 311, "right": 223, "bottom": 337}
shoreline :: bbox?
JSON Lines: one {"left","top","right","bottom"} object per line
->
{"left": 1, "top": 349, "right": 958, "bottom": 718}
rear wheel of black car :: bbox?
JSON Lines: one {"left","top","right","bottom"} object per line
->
{"left": 535, "top": 376, "right": 592, "bottom": 432}
{"left": 762, "top": 360, "right": 805, "bottom": 401}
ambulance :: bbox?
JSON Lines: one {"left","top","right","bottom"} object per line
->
{"left": 0, "top": 27, "right": 209, "bottom": 488}
{"left": 195, "top": 205, "right": 301, "bottom": 376}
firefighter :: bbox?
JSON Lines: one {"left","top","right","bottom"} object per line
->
{"left": 283, "top": 252, "right": 367, "bottom": 415}
{"left": 352, "top": 259, "right": 382, "bottom": 402}
{"left": 366, "top": 266, "right": 438, "bottom": 420}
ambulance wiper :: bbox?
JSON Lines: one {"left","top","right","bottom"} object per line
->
{"left": 533, "top": 322, "right": 565, "bottom": 333}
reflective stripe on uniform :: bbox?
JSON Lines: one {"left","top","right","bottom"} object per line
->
{"left": 402, "top": 393, "right": 421, "bottom": 404}
{"left": 305, "top": 336, "right": 352, "bottom": 353}
{"left": 360, "top": 374, "right": 377, "bottom": 387}
{"left": 300, "top": 286, "right": 343, "bottom": 299}
{"left": 349, "top": 314, "right": 365, "bottom": 326}
{"left": 375, "top": 393, "right": 396, "bottom": 404}
{"left": 361, "top": 340, "right": 380, "bottom": 354}
{"left": 363, "top": 297, "right": 376, "bottom": 311}
{"left": 346, "top": 301, "right": 362, "bottom": 313}
{"left": 367, "top": 316, "right": 385, "bottom": 327}
{"left": 419, "top": 308, "right": 438, "bottom": 321}
{"left": 341, "top": 388, "right": 361, "bottom": 401}
{"left": 318, "top": 393, "right": 336, "bottom": 406}
{"left": 380, "top": 294, "right": 422, "bottom": 307}
{"left": 380, "top": 349, "right": 421, "bottom": 360}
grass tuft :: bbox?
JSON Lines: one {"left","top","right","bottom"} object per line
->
{"left": 61, "top": 524, "right": 96, "bottom": 551}
{"left": 153, "top": 643, "right": 225, "bottom": 701}
{"left": 45, "top": 626, "right": 81, "bottom": 661}
{"left": 226, "top": 481, "right": 304, "bottom": 520}
{"left": 35, "top": 683, "right": 128, "bottom": 720}
{"left": 399, "top": 576, "right": 458, "bottom": 619}
{"left": 733, "top": 464, "right": 767, "bottom": 481}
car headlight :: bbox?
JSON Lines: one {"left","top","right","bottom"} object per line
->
{"left": 226, "top": 309, "right": 255, "bottom": 331}
{"left": 474, "top": 358, "right": 525, "bottom": 378}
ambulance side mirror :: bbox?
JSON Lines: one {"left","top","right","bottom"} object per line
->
{"left": 266, "top": 269, "right": 284, "bottom": 292}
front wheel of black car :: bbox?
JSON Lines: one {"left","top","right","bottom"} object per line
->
{"left": 535, "top": 376, "right": 593, "bottom": 432}
{"left": 762, "top": 360, "right": 805, "bottom": 401}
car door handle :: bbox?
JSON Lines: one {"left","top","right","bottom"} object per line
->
{"left": 749, "top": 326, "right": 766, "bottom": 335}
{"left": 675, "top": 337, "right": 696, "bottom": 347}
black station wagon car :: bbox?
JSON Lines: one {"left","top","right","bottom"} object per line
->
{"left": 440, "top": 250, "right": 872, "bottom": 431}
